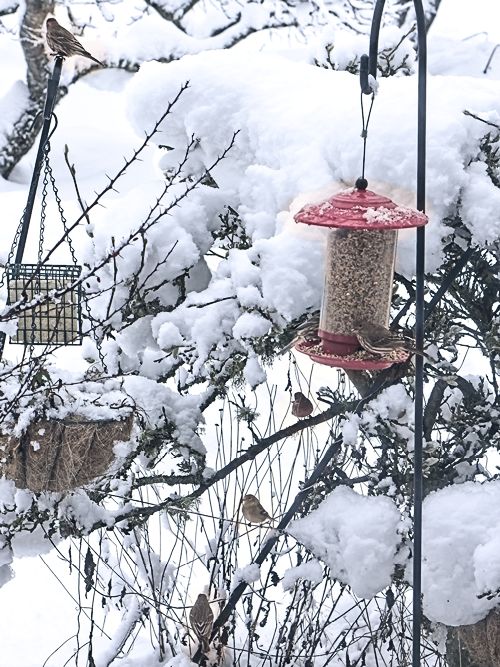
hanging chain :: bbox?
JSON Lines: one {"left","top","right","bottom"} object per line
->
{"left": 0, "top": 214, "right": 25, "bottom": 358}
{"left": 39, "top": 144, "right": 50, "bottom": 264}
{"left": 0, "top": 215, "right": 26, "bottom": 292}
{"left": 44, "top": 150, "right": 108, "bottom": 371}
{"left": 44, "top": 150, "right": 78, "bottom": 267}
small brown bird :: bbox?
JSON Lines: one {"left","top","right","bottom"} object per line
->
{"left": 45, "top": 18, "right": 103, "bottom": 66}
{"left": 353, "top": 320, "right": 424, "bottom": 358}
{"left": 281, "top": 311, "right": 321, "bottom": 353}
{"left": 241, "top": 494, "right": 273, "bottom": 524}
{"left": 291, "top": 391, "right": 314, "bottom": 418}
{"left": 189, "top": 593, "right": 214, "bottom": 654}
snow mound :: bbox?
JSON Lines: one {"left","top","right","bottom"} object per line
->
{"left": 423, "top": 480, "right": 500, "bottom": 626}
{"left": 289, "top": 486, "right": 402, "bottom": 598}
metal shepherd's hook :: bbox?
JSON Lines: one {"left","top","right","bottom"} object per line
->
{"left": 361, "top": 3, "right": 427, "bottom": 667}
{"left": 191, "top": 7, "right": 427, "bottom": 665}
{"left": 0, "top": 56, "right": 64, "bottom": 360}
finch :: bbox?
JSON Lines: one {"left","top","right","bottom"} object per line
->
{"left": 241, "top": 494, "right": 273, "bottom": 524}
{"left": 291, "top": 391, "right": 314, "bottom": 418}
{"left": 352, "top": 320, "right": 424, "bottom": 358}
{"left": 189, "top": 593, "right": 214, "bottom": 654}
{"left": 45, "top": 18, "right": 103, "bottom": 66}
{"left": 281, "top": 311, "right": 320, "bottom": 353}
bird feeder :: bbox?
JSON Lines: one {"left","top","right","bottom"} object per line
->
{"left": 7, "top": 264, "right": 82, "bottom": 346}
{"left": 294, "top": 185, "right": 427, "bottom": 370}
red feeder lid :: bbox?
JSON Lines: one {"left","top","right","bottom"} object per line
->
{"left": 295, "top": 187, "right": 428, "bottom": 230}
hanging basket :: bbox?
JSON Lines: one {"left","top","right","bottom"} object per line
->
{"left": 0, "top": 413, "right": 133, "bottom": 493}
{"left": 7, "top": 263, "right": 82, "bottom": 346}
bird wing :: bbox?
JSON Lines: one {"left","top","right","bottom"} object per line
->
{"left": 190, "top": 603, "right": 214, "bottom": 634}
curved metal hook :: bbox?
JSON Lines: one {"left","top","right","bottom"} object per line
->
{"left": 359, "top": 54, "right": 371, "bottom": 95}
{"left": 47, "top": 112, "right": 59, "bottom": 142}
{"left": 359, "top": 0, "right": 427, "bottom": 215}
{"left": 360, "top": 1, "right": 427, "bottom": 97}
{"left": 28, "top": 110, "right": 42, "bottom": 133}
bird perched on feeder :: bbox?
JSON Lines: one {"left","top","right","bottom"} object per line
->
{"left": 291, "top": 391, "right": 314, "bottom": 418}
{"left": 45, "top": 17, "right": 103, "bottom": 66}
{"left": 280, "top": 311, "right": 321, "bottom": 353}
{"left": 352, "top": 320, "right": 425, "bottom": 358}
{"left": 189, "top": 593, "right": 214, "bottom": 655}
{"left": 241, "top": 494, "right": 273, "bottom": 524}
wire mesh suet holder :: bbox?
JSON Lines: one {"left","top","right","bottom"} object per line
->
{"left": 7, "top": 264, "right": 82, "bottom": 346}
{"left": 0, "top": 56, "right": 83, "bottom": 356}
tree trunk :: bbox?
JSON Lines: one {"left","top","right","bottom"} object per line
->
{"left": 0, "top": 0, "right": 54, "bottom": 178}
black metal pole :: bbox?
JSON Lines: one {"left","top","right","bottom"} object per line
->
{"left": 361, "top": 4, "right": 427, "bottom": 666}
{"left": 413, "top": 5, "right": 427, "bottom": 667}
{"left": 15, "top": 55, "right": 63, "bottom": 265}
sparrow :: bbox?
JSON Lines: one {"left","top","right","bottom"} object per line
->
{"left": 280, "top": 311, "right": 321, "bottom": 353}
{"left": 241, "top": 494, "right": 273, "bottom": 524}
{"left": 291, "top": 391, "right": 314, "bottom": 418}
{"left": 352, "top": 320, "right": 424, "bottom": 358}
{"left": 189, "top": 593, "right": 214, "bottom": 654}
{"left": 45, "top": 18, "right": 103, "bottom": 66}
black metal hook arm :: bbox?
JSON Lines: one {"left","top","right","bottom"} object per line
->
{"left": 15, "top": 56, "right": 64, "bottom": 265}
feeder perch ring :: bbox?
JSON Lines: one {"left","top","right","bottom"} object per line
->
{"left": 295, "top": 338, "right": 410, "bottom": 370}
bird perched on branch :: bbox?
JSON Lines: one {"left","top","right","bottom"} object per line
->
{"left": 45, "top": 18, "right": 103, "bottom": 66}
{"left": 189, "top": 593, "right": 214, "bottom": 655}
{"left": 352, "top": 320, "right": 424, "bottom": 358}
{"left": 241, "top": 494, "right": 273, "bottom": 524}
{"left": 291, "top": 391, "right": 314, "bottom": 418}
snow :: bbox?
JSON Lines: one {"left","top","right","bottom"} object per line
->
{"left": 0, "top": 81, "right": 29, "bottom": 141}
{"left": 282, "top": 559, "right": 323, "bottom": 591}
{"left": 243, "top": 354, "right": 266, "bottom": 388}
{"left": 233, "top": 312, "right": 272, "bottom": 341}
{"left": 283, "top": 479, "right": 500, "bottom": 627}
{"left": 358, "top": 383, "right": 414, "bottom": 435}
{"left": 126, "top": 48, "right": 500, "bottom": 302}
{"left": 430, "top": 0, "right": 500, "bottom": 43}
{"left": 461, "top": 160, "right": 500, "bottom": 246}
{"left": 231, "top": 563, "right": 261, "bottom": 591}
{"left": 289, "top": 486, "right": 402, "bottom": 598}
{"left": 422, "top": 481, "right": 500, "bottom": 626}
{"left": 11, "top": 524, "right": 56, "bottom": 557}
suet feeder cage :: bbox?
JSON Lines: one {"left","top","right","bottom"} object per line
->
{"left": 294, "top": 185, "right": 427, "bottom": 370}
{"left": 7, "top": 264, "right": 82, "bottom": 346}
